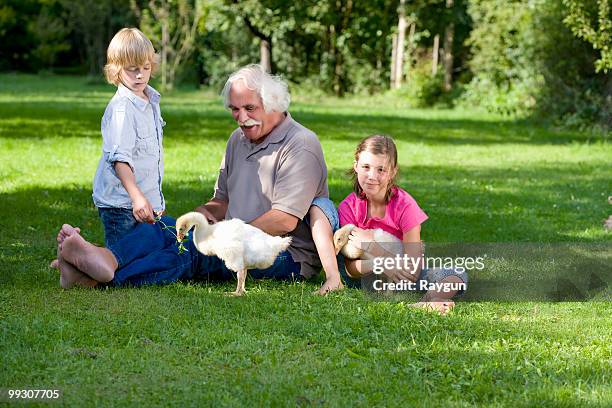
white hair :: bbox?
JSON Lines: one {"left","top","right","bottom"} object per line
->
{"left": 221, "top": 64, "right": 291, "bottom": 113}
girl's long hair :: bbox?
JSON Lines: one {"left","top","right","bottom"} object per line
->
{"left": 348, "top": 134, "right": 399, "bottom": 203}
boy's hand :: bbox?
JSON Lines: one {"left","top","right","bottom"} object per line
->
{"left": 132, "top": 195, "right": 155, "bottom": 223}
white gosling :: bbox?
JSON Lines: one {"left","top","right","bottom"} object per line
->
{"left": 175, "top": 212, "right": 292, "bottom": 296}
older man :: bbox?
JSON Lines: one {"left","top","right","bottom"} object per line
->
{"left": 54, "top": 65, "right": 342, "bottom": 293}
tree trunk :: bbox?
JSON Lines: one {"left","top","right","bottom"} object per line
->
{"left": 393, "top": 0, "right": 406, "bottom": 89}
{"left": 442, "top": 0, "right": 454, "bottom": 91}
{"left": 432, "top": 34, "right": 439, "bottom": 76}
{"left": 242, "top": 14, "right": 274, "bottom": 73}
{"left": 330, "top": 24, "right": 343, "bottom": 96}
{"left": 390, "top": 33, "right": 397, "bottom": 87}
{"left": 405, "top": 22, "right": 416, "bottom": 80}
{"left": 161, "top": 16, "right": 169, "bottom": 90}
{"left": 606, "top": 75, "right": 612, "bottom": 130}
{"left": 260, "top": 39, "right": 271, "bottom": 73}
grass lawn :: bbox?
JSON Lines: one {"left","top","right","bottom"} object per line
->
{"left": 0, "top": 74, "right": 610, "bottom": 407}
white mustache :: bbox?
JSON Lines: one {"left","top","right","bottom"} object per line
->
{"left": 239, "top": 119, "right": 262, "bottom": 127}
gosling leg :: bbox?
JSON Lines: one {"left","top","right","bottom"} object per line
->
{"left": 227, "top": 268, "right": 247, "bottom": 297}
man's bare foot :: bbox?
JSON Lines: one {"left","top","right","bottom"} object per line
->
{"left": 61, "top": 234, "right": 117, "bottom": 283}
{"left": 56, "top": 246, "right": 97, "bottom": 289}
{"left": 409, "top": 301, "right": 455, "bottom": 315}
{"left": 51, "top": 224, "right": 82, "bottom": 269}
{"left": 57, "top": 224, "right": 81, "bottom": 247}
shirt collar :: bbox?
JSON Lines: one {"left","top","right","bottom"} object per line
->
{"left": 117, "top": 83, "right": 159, "bottom": 111}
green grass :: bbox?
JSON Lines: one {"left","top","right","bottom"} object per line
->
{"left": 0, "top": 73, "right": 610, "bottom": 407}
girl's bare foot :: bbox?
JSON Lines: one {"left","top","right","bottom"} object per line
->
{"left": 409, "top": 301, "right": 455, "bottom": 315}
{"left": 61, "top": 234, "right": 117, "bottom": 283}
{"left": 56, "top": 246, "right": 97, "bottom": 289}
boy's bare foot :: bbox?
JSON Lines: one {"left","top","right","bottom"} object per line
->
{"left": 61, "top": 234, "right": 117, "bottom": 283}
{"left": 409, "top": 301, "right": 455, "bottom": 315}
{"left": 57, "top": 245, "right": 97, "bottom": 289}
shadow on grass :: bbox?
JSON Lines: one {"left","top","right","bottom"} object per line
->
{"left": 2, "top": 278, "right": 607, "bottom": 406}
{"left": 0, "top": 100, "right": 234, "bottom": 143}
{"left": 328, "top": 162, "right": 611, "bottom": 243}
{"left": 1, "top": 158, "right": 608, "bottom": 284}
{"left": 0, "top": 99, "right": 595, "bottom": 146}
{"left": 1, "top": 75, "right": 609, "bottom": 406}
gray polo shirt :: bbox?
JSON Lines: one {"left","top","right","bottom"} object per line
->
{"left": 213, "top": 112, "right": 328, "bottom": 278}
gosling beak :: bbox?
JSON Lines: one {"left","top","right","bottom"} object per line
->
{"left": 177, "top": 231, "right": 184, "bottom": 241}
{"left": 334, "top": 245, "right": 341, "bottom": 256}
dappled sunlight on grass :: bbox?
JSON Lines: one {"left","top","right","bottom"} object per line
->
{"left": 1, "top": 74, "right": 610, "bottom": 407}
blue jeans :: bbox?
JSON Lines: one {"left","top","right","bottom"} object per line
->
{"left": 107, "top": 216, "right": 301, "bottom": 287}
{"left": 305, "top": 197, "right": 340, "bottom": 231}
{"left": 98, "top": 207, "right": 138, "bottom": 247}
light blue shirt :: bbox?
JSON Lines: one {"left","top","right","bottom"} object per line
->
{"left": 92, "top": 84, "right": 165, "bottom": 211}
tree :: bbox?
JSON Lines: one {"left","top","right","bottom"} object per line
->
{"left": 442, "top": 0, "right": 454, "bottom": 91}
{"left": 563, "top": 0, "right": 612, "bottom": 73}
{"left": 58, "top": 0, "right": 133, "bottom": 75}
{"left": 29, "top": 4, "right": 70, "bottom": 69}
{"left": 0, "top": 0, "right": 39, "bottom": 71}
{"left": 132, "top": 0, "right": 204, "bottom": 90}
{"left": 391, "top": 0, "right": 407, "bottom": 89}
{"left": 230, "top": 0, "right": 274, "bottom": 73}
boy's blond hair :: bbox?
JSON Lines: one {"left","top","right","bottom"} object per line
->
{"left": 104, "top": 28, "right": 159, "bottom": 86}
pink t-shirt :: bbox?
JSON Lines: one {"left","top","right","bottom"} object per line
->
{"left": 338, "top": 187, "right": 428, "bottom": 240}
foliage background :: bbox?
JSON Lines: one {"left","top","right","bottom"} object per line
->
{"left": 0, "top": 0, "right": 609, "bottom": 132}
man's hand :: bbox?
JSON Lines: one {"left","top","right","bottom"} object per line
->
{"left": 195, "top": 199, "right": 228, "bottom": 224}
{"left": 195, "top": 206, "right": 219, "bottom": 224}
{"left": 132, "top": 194, "right": 155, "bottom": 223}
{"left": 316, "top": 276, "right": 344, "bottom": 296}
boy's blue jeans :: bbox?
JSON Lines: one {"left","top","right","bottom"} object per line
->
{"left": 107, "top": 216, "right": 301, "bottom": 287}
{"left": 98, "top": 207, "right": 138, "bottom": 247}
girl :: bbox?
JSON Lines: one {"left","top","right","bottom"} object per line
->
{"left": 337, "top": 134, "right": 466, "bottom": 314}
{"left": 92, "top": 28, "right": 166, "bottom": 246}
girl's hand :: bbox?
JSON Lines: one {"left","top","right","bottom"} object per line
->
{"left": 132, "top": 195, "right": 155, "bottom": 224}
{"left": 316, "top": 276, "right": 344, "bottom": 296}
{"left": 348, "top": 227, "right": 375, "bottom": 251}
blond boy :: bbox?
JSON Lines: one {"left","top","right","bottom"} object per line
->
{"left": 93, "top": 28, "right": 165, "bottom": 246}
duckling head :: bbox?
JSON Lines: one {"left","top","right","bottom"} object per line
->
{"left": 175, "top": 212, "right": 209, "bottom": 241}
{"left": 333, "top": 224, "right": 355, "bottom": 255}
